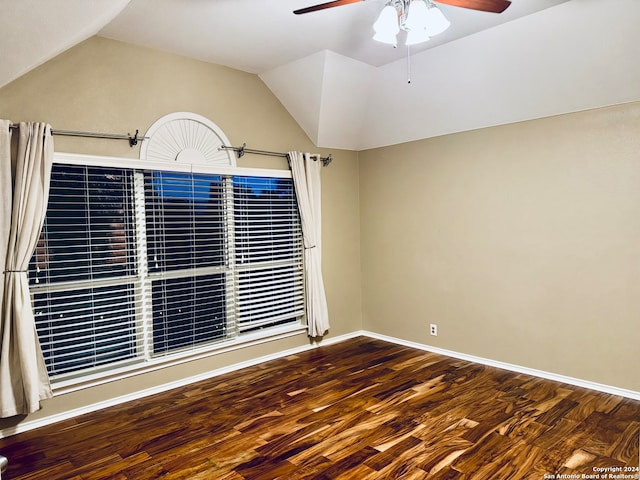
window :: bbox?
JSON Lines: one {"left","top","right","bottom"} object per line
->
{"left": 144, "top": 171, "right": 228, "bottom": 354}
{"left": 233, "top": 176, "right": 305, "bottom": 332}
{"left": 29, "top": 158, "right": 304, "bottom": 382}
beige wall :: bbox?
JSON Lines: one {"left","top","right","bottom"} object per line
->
{"left": 2, "top": 33, "right": 638, "bottom": 434}
{"left": 0, "top": 36, "right": 362, "bottom": 432}
{"left": 359, "top": 102, "right": 640, "bottom": 392}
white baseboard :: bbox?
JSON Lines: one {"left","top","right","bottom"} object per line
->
{"left": 1, "top": 332, "right": 358, "bottom": 439}
{"left": 362, "top": 331, "right": 640, "bottom": 401}
{"left": 2, "top": 329, "right": 637, "bottom": 439}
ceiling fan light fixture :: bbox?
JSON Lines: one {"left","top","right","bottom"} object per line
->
{"left": 373, "top": 30, "right": 398, "bottom": 46}
{"left": 424, "top": 2, "right": 450, "bottom": 36}
{"left": 405, "top": 0, "right": 429, "bottom": 31}
{"left": 373, "top": 4, "right": 400, "bottom": 45}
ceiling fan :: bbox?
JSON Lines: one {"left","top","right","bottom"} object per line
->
{"left": 294, "top": 0, "right": 511, "bottom": 15}
{"left": 294, "top": 0, "right": 510, "bottom": 49}
{"left": 294, "top": 0, "right": 511, "bottom": 82}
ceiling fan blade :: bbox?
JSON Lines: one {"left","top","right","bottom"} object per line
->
{"left": 435, "top": 0, "right": 511, "bottom": 13}
{"left": 294, "top": 0, "right": 364, "bottom": 15}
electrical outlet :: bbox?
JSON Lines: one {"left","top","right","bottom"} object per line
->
{"left": 430, "top": 323, "right": 438, "bottom": 336}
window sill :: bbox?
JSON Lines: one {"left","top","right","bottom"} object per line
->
{"left": 52, "top": 323, "right": 308, "bottom": 396}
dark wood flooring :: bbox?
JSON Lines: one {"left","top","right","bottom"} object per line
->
{"left": 0, "top": 337, "right": 638, "bottom": 479}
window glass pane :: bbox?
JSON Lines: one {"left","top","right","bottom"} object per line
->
{"left": 152, "top": 273, "right": 227, "bottom": 354}
{"left": 29, "top": 165, "right": 135, "bottom": 285}
{"left": 237, "top": 265, "right": 304, "bottom": 332}
{"left": 233, "top": 176, "right": 301, "bottom": 265}
{"left": 145, "top": 171, "right": 226, "bottom": 272}
{"left": 34, "top": 284, "right": 137, "bottom": 376}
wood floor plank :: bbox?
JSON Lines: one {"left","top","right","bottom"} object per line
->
{"left": 610, "top": 421, "right": 640, "bottom": 463}
{"left": 414, "top": 436, "right": 473, "bottom": 475}
{"left": 0, "top": 336, "right": 638, "bottom": 479}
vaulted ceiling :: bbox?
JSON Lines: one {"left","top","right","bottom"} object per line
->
{"left": 2, "top": 0, "right": 640, "bottom": 150}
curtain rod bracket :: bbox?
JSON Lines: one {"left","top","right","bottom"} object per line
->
{"left": 219, "top": 143, "right": 331, "bottom": 166}
{"left": 128, "top": 130, "right": 139, "bottom": 148}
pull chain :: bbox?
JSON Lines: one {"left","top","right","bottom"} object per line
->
{"left": 407, "top": 44, "right": 411, "bottom": 84}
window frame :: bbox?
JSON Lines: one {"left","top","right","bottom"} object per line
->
{"left": 31, "top": 152, "right": 307, "bottom": 395}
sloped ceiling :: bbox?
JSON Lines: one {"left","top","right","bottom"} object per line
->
{"left": 260, "top": 0, "right": 640, "bottom": 150}
{"left": 259, "top": 51, "right": 376, "bottom": 150}
{"left": 0, "top": 0, "right": 130, "bottom": 88}
{"left": 2, "top": 0, "right": 640, "bottom": 151}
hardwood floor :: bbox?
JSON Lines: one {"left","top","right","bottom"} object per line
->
{"left": 0, "top": 337, "right": 638, "bottom": 479}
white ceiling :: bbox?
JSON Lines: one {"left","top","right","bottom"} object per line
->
{"left": 2, "top": 0, "right": 640, "bottom": 151}
{"left": 98, "top": 0, "right": 568, "bottom": 72}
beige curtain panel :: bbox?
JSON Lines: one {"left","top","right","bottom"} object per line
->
{"left": 288, "top": 151, "right": 329, "bottom": 338}
{"left": 0, "top": 120, "right": 54, "bottom": 418}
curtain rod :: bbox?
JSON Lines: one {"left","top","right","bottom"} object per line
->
{"left": 8, "top": 124, "right": 332, "bottom": 163}
{"left": 8, "top": 124, "right": 147, "bottom": 147}
{"left": 219, "top": 143, "right": 332, "bottom": 167}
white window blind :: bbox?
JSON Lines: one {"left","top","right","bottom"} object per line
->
{"left": 29, "top": 161, "right": 304, "bottom": 381}
{"left": 144, "top": 171, "right": 230, "bottom": 355}
{"left": 29, "top": 165, "right": 139, "bottom": 376}
{"left": 233, "top": 176, "right": 305, "bottom": 332}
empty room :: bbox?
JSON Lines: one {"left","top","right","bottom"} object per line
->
{"left": 0, "top": 0, "right": 639, "bottom": 478}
